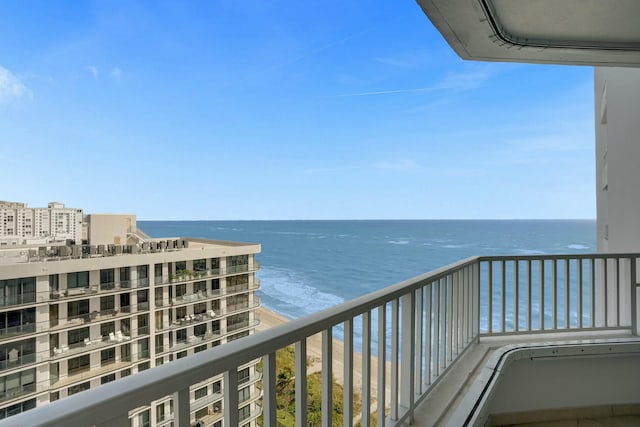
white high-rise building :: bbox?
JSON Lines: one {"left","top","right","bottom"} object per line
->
{"left": 0, "top": 202, "right": 83, "bottom": 246}
{"left": 0, "top": 214, "right": 262, "bottom": 426}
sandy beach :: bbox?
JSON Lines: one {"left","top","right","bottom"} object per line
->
{"left": 257, "top": 306, "right": 391, "bottom": 410}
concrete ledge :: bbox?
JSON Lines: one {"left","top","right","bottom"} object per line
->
{"left": 445, "top": 337, "right": 640, "bottom": 426}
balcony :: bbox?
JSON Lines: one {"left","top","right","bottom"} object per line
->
{"left": 5, "top": 253, "right": 640, "bottom": 427}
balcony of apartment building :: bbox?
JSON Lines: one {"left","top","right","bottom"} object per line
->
{"left": 5, "top": 252, "right": 639, "bottom": 426}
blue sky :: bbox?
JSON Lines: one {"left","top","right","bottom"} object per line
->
{"left": 0, "top": 1, "right": 595, "bottom": 220}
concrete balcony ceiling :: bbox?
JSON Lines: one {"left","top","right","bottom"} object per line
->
{"left": 416, "top": 0, "right": 640, "bottom": 66}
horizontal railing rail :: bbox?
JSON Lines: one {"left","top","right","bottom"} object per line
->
{"left": 2, "top": 253, "right": 638, "bottom": 427}
{"left": 477, "top": 253, "right": 638, "bottom": 335}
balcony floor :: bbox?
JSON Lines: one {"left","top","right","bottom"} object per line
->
{"left": 408, "top": 331, "right": 640, "bottom": 427}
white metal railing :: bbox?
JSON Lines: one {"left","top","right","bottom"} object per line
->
{"left": 2, "top": 253, "right": 637, "bottom": 427}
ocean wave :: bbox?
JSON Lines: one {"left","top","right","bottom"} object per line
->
{"left": 257, "top": 267, "right": 344, "bottom": 318}
{"left": 387, "top": 240, "right": 410, "bottom": 245}
{"left": 443, "top": 244, "right": 464, "bottom": 249}
{"left": 568, "top": 244, "right": 589, "bottom": 250}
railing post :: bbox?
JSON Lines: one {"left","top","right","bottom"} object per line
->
{"left": 262, "top": 352, "right": 277, "bottom": 426}
{"left": 361, "top": 311, "right": 371, "bottom": 427}
{"left": 400, "top": 291, "right": 416, "bottom": 424}
{"left": 390, "top": 298, "right": 399, "bottom": 420}
{"left": 322, "top": 328, "right": 333, "bottom": 427}
{"left": 377, "top": 304, "right": 387, "bottom": 426}
{"left": 631, "top": 256, "right": 638, "bottom": 335}
{"left": 173, "top": 387, "right": 190, "bottom": 427}
{"left": 343, "top": 319, "right": 353, "bottom": 427}
{"left": 295, "top": 339, "right": 307, "bottom": 427}
{"left": 223, "top": 369, "right": 239, "bottom": 427}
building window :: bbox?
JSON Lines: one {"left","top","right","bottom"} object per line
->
{"left": 137, "top": 409, "right": 150, "bottom": 427}
{"left": 211, "top": 320, "right": 220, "bottom": 334}
{"left": 68, "top": 327, "right": 89, "bottom": 345}
{"left": 175, "top": 261, "right": 186, "bottom": 272}
{"left": 194, "top": 323, "right": 206, "bottom": 337}
{"left": 49, "top": 274, "right": 59, "bottom": 293}
{"left": 138, "top": 314, "right": 149, "bottom": 335}
{"left": 175, "top": 284, "right": 186, "bottom": 298}
{"left": 193, "top": 259, "right": 206, "bottom": 272}
{"left": 194, "top": 344, "right": 207, "bottom": 353}
{"left": 176, "top": 351, "right": 187, "bottom": 359}
{"left": 155, "top": 334, "right": 164, "bottom": 353}
{"left": 137, "top": 290, "right": 149, "bottom": 310}
{"left": 193, "top": 281, "right": 206, "bottom": 294}
{"left": 121, "top": 343, "right": 131, "bottom": 362}
{"left": 67, "top": 300, "right": 89, "bottom": 319}
{"left": 68, "top": 382, "right": 90, "bottom": 396}
{"left": 0, "top": 398, "right": 36, "bottom": 419}
{"left": 101, "top": 322, "right": 115, "bottom": 338}
{"left": 100, "top": 296, "right": 115, "bottom": 313}
{"left": 68, "top": 354, "right": 90, "bottom": 375}
{"left": 176, "top": 329, "right": 187, "bottom": 343}
{"left": 138, "top": 338, "right": 149, "bottom": 359}
{"left": 0, "top": 308, "right": 36, "bottom": 337}
{"left": 100, "top": 269, "right": 115, "bottom": 289}
{"left": 238, "top": 404, "right": 251, "bottom": 422}
{"left": 0, "top": 277, "right": 36, "bottom": 307}
{"left": 211, "top": 279, "right": 220, "bottom": 291}
{"left": 156, "top": 404, "right": 165, "bottom": 423}
{"left": 0, "top": 368, "right": 35, "bottom": 400}
{"left": 120, "top": 267, "right": 130, "bottom": 287}
{"left": 238, "top": 368, "right": 250, "bottom": 384}
{"left": 228, "top": 331, "right": 249, "bottom": 342}
{"left": 154, "top": 263, "right": 163, "bottom": 285}
{"left": 67, "top": 271, "right": 89, "bottom": 289}
{"left": 0, "top": 338, "right": 35, "bottom": 369}
{"left": 120, "top": 293, "right": 131, "bottom": 312}
{"left": 138, "top": 362, "right": 150, "bottom": 372}
{"left": 120, "top": 369, "right": 131, "bottom": 378}
{"left": 227, "top": 274, "right": 249, "bottom": 288}
{"left": 101, "top": 374, "right": 116, "bottom": 384}
{"left": 137, "top": 265, "right": 148, "bottom": 279}
{"left": 238, "top": 386, "right": 251, "bottom": 403}
{"left": 101, "top": 348, "right": 116, "bottom": 366}
{"left": 227, "top": 312, "right": 250, "bottom": 331}
{"left": 227, "top": 255, "right": 248, "bottom": 273}
{"left": 194, "top": 386, "right": 208, "bottom": 399}
{"left": 194, "top": 302, "right": 207, "bottom": 315}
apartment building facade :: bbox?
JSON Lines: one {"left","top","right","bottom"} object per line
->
{"left": 0, "top": 234, "right": 262, "bottom": 426}
{"left": 0, "top": 202, "right": 83, "bottom": 246}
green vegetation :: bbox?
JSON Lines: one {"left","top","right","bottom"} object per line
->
{"left": 259, "top": 346, "right": 362, "bottom": 426}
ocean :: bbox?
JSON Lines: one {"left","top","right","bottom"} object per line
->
{"left": 139, "top": 220, "right": 596, "bottom": 323}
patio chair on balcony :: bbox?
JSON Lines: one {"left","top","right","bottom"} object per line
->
{"left": 116, "top": 331, "right": 130, "bottom": 341}
{"left": 109, "top": 332, "right": 117, "bottom": 342}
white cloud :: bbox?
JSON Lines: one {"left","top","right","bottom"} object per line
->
{"left": 88, "top": 65, "right": 99, "bottom": 79}
{"left": 0, "top": 65, "right": 31, "bottom": 104}
{"left": 110, "top": 67, "right": 122, "bottom": 82}
{"left": 334, "top": 65, "right": 498, "bottom": 98}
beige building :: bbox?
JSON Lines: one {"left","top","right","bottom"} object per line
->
{"left": 0, "top": 215, "right": 262, "bottom": 426}
{"left": 595, "top": 67, "right": 640, "bottom": 253}
{"left": 0, "top": 202, "right": 83, "bottom": 246}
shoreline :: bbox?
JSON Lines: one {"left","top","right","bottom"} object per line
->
{"left": 256, "top": 306, "right": 390, "bottom": 406}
